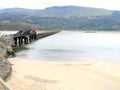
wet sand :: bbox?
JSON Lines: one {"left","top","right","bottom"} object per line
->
{"left": 7, "top": 57, "right": 120, "bottom": 90}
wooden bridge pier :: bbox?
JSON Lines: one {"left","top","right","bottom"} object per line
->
{"left": 13, "top": 30, "right": 37, "bottom": 46}
{"left": 13, "top": 30, "right": 60, "bottom": 46}
{"left": 14, "top": 35, "right": 34, "bottom": 46}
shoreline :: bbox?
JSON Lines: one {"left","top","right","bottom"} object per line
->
{"left": 4, "top": 30, "right": 120, "bottom": 89}
{"left": 7, "top": 57, "right": 120, "bottom": 90}
{"left": 61, "top": 30, "right": 120, "bottom": 34}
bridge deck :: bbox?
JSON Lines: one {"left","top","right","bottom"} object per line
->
{"left": 13, "top": 31, "right": 60, "bottom": 46}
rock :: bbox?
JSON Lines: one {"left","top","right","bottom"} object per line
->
{"left": 0, "top": 35, "right": 15, "bottom": 46}
{"left": 0, "top": 42, "right": 7, "bottom": 58}
{"left": 0, "top": 57, "right": 11, "bottom": 80}
{"left": 0, "top": 48, "right": 7, "bottom": 58}
{"left": 0, "top": 35, "right": 15, "bottom": 57}
{"left": 6, "top": 46, "right": 15, "bottom": 57}
{"left": 0, "top": 42, "right": 6, "bottom": 50}
{"left": 0, "top": 40, "right": 12, "bottom": 80}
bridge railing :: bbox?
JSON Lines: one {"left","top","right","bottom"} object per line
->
{"left": 0, "top": 78, "right": 11, "bottom": 90}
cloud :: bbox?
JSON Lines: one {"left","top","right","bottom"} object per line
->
{"left": 0, "top": 0, "right": 46, "bottom": 9}
{"left": 0, "top": 0, "right": 120, "bottom": 10}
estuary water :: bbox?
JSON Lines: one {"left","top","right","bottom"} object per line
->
{"left": 0, "top": 31, "right": 17, "bottom": 35}
{"left": 15, "top": 31, "right": 120, "bottom": 63}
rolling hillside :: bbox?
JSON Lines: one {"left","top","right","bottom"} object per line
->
{"left": 40, "top": 6, "right": 112, "bottom": 17}
{"left": 0, "top": 6, "right": 120, "bottom": 30}
{"left": 0, "top": 6, "right": 113, "bottom": 17}
{"left": 0, "top": 22, "right": 43, "bottom": 31}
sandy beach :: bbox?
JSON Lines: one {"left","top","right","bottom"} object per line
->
{"left": 6, "top": 57, "right": 120, "bottom": 90}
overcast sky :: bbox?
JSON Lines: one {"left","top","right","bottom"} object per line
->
{"left": 0, "top": 0, "right": 120, "bottom": 10}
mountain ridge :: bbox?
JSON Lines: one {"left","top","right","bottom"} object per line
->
{"left": 0, "top": 6, "right": 113, "bottom": 17}
{"left": 0, "top": 6, "right": 120, "bottom": 30}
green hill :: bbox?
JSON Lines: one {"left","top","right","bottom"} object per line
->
{"left": 41, "top": 6, "right": 112, "bottom": 17}
{"left": 0, "top": 6, "right": 120, "bottom": 30}
{"left": 0, "top": 22, "right": 43, "bottom": 31}
{"left": 0, "top": 6, "right": 113, "bottom": 18}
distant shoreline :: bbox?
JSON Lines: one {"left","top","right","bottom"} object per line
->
{"left": 6, "top": 31, "right": 120, "bottom": 89}
{"left": 61, "top": 30, "right": 120, "bottom": 34}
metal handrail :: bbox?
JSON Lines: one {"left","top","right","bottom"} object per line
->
{"left": 0, "top": 78, "right": 11, "bottom": 90}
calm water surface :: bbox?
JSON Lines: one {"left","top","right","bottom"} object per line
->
{"left": 0, "top": 31, "right": 17, "bottom": 35}
{"left": 16, "top": 31, "right": 120, "bottom": 63}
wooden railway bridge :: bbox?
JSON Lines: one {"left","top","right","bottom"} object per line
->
{"left": 13, "top": 30, "right": 59, "bottom": 46}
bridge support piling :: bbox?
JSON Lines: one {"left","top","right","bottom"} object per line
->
{"left": 16, "top": 38, "right": 20, "bottom": 46}
{"left": 22, "top": 38, "right": 25, "bottom": 45}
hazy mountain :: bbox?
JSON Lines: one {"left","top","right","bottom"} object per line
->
{"left": 41, "top": 6, "right": 113, "bottom": 17}
{"left": 0, "top": 8, "right": 40, "bottom": 14}
{"left": 0, "top": 6, "right": 113, "bottom": 17}
{"left": 112, "top": 11, "right": 120, "bottom": 15}
{"left": 0, "top": 6, "right": 120, "bottom": 30}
